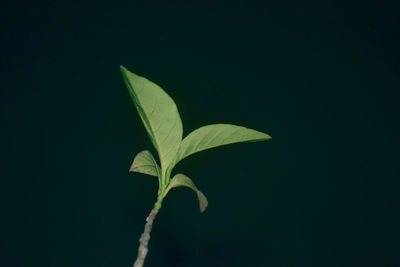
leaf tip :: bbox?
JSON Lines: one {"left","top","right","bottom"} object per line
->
{"left": 257, "top": 131, "right": 271, "bottom": 141}
{"left": 120, "top": 65, "right": 133, "bottom": 77}
{"left": 197, "top": 191, "right": 208, "bottom": 213}
{"left": 129, "top": 165, "right": 138, "bottom": 172}
{"left": 199, "top": 202, "right": 208, "bottom": 213}
{"left": 120, "top": 65, "right": 129, "bottom": 80}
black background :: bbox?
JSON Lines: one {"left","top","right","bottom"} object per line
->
{"left": 1, "top": 1, "right": 399, "bottom": 266}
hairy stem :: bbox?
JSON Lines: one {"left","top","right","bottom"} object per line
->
{"left": 133, "top": 208, "right": 159, "bottom": 267}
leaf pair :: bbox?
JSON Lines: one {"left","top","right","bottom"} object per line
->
{"left": 130, "top": 151, "right": 207, "bottom": 212}
{"left": 120, "top": 66, "right": 271, "bottom": 212}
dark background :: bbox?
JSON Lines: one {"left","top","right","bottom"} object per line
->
{"left": 1, "top": 1, "right": 399, "bottom": 266}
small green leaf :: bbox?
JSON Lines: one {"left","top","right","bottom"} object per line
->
{"left": 130, "top": 150, "right": 160, "bottom": 177}
{"left": 174, "top": 124, "right": 271, "bottom": 165}
{"left": 164, "top": 174, "right": 208, "bottom": 213}
{"left": 120, "top": 66, "right": 183, "bottom": 171}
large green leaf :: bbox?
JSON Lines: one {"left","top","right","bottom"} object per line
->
{"left": 164, "top": 174, "right": 208, "bottom": 212}
{"left": 174, "top": 124, "right": 271, "bottom": 165}
{"left": 120, "top": 66, "right": 183, "bottom": 171}
{"left": 130, "top": 150, "right": 160, "bottom": 177}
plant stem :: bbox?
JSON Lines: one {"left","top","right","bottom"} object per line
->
{"left": 133, "top": 207, "right": 159, "bottom": 267}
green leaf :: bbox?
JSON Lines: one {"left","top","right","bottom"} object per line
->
{"left": 164, "top": 174, "right": 208, "bottom": 213}
{"left": 120, "top": 66, "right": 183, "bottom": 171}
{"left": 174, "top": 124, "right": 271, "bottom": 165}
{"left": 130, "top": 150, "right": 160, "bottom": 177}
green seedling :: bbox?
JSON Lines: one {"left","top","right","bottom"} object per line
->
{"left": 120, "top": 66, "right": 271, "bottom": 267}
